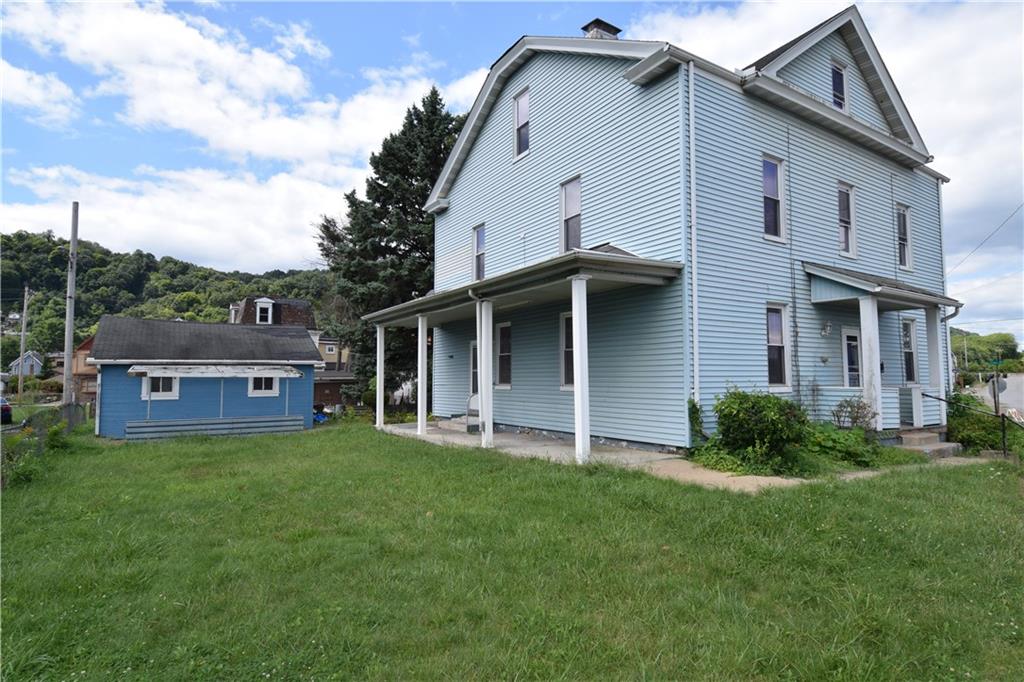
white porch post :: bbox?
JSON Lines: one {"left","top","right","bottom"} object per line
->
{"left": 858, "top": 295, "right": 883, "bottom": 430}
{"left": 417, "top": 315, "right": 428, "bottom": 435}
{"left": 375, "top": 324, "right": 385, "bottom": 428}
{"left": 478, "top": 300, "right": 494, "bottom": 448}
{"left": 925, "top": 305, "right": 947, "bottom": 425}
{"left": 571, "top": 276, "right": 591, "bottom": 463}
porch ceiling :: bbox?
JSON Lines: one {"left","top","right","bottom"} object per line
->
{"left": 364, "top": 250, "right": 683, "bottom": 328}
{"left": 804, "top": 261, "right": 961, "bottom": 311}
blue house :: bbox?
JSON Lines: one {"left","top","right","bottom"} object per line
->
{"left": 90, "top": 316, "right": 322, "bottom": 439}
{"left": 9, "top": 351, "right": 44, "bottom": 378}
{"left": 365, "top": 9, "right": 962, "bottom": 461}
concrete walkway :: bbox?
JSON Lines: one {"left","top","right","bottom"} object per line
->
{"left": 382, "top": 421, "right": 998, "bottom": 494}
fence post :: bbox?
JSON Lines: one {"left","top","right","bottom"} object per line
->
{"left": 1001, "top": 415, "right": 1008, "bottom": 459}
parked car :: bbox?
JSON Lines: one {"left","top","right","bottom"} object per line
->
{"left": 1, "top": 397, "right": 12, "bottom": 425}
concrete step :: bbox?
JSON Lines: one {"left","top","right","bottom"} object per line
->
{"left": 900, "top": 430, "right": 940, "bottom": 446}
{"left": 898, "top": 441, "right": 963, "bottom": 459}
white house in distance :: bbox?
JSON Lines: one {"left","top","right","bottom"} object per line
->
{"left": 366, "top": 7, "right": 961, "bottom": 461}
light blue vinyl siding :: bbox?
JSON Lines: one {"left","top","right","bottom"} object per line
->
{"left": 777, "top": 31, "right": 892, "bottom": 134}
{"left": 432, "top": 281, "right": 689, "bottom": 447}
{"left": 434, "top": 53, "right": 684, "bottom": 292}
{"left": 97, "top": 365, "right": 315, "bottom": 438}
{"left": 692, "top": 69, "right": 946, "bottom": 429}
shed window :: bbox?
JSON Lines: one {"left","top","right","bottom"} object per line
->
{"left": 514, "top": 90, "right": 529, "bottom": 156}
{"left": 141, "top": 376, "right": 179, "bottom": 400}
{"left": 766, "top": 306, "right": 787, "bottom": 386}
{"left": 831, "top": 63, "right": 846, "bottom": 110}
{"left": 897, "top": 206, "right": 911, "bottom": 268}
{"left": 561, "top": 177, "right": 581, "bottom": 251}
{"left": 473, "top": 225, "right": 485, "bottom": 280}
{"left": 560, "top": 313, "right": 573, "bottom": 387}
{"left": 902, "top": 320, "right": 918, "bottom": 384}
{"left": 838, "top": 184, "right": 855, "bottom": 255}
{"left": 762, "top": 158, "right": 782, "bottom": 238}
{"left": 496, "top": 323, "right": 511, "bottom": 387}
{"left": 325, "top": 345, "right": 336, "bottom": 354}
{"left": 249, "top": 376, "right": 279, "bottom": 397}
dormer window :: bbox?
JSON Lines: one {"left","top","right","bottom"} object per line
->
{"left": 831, "top": 63, "right": 846, "bottom": 110}
{"left": 255, "top": 299, "right": 273, "bottom": 325}
{"left": 514, "top": 89, "right": 529, "bottom": 156}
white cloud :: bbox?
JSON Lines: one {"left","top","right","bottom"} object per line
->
{"left": 1, "top": 58, "right": 80, "bottom": 128}
{"left": 256, "top": 18, "right": 331, "bottom": 61}
{"left": 444, "top": 67, "right": 488, "bottom": 112}
{"left": 4, "top": 164, "right": 351, "bottom": 273}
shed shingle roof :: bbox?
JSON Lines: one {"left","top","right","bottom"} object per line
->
{"left": 91, "top": 316, "right": 322, "bottom": 363}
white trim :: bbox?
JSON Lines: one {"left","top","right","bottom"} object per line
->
{"left": 494, "top": 321, "right": 511, "bottom": 388}
{"left": 837, "top": 181, "right": 857, "bottom": 258}
{"left": 570, "top": 276, "right": 591, "bottom": 464}
{"left": 761, "top": 154, "right": 786, "bottom": 243}
{"left": 478, "top": 300, "right": 494, "bottom": 448}
{"left": 94, "top": 369, "right": 101, "bottom": 436}
{"left": 766, "top": 303, "right": 791, "bottom": 391}
{"left": 325, "top": 345, "right": 337, "bottom": 354}
{"left": 255, "top": 300, "right": 273, "bottom": 325}
{"left": 857, "top": 296, "right": 883, "bottom": 430}
{"left": 141, "top": 375, "right": 179, "bottom": 401}
{"left": 247, "top": 375, "right": 280, "bottom": 398}
{"left": 89, "top": 358, "right": 325, "bottom": 368}
{"left": 559, "top": 175, "right": 582, "bottom": 253}
{"left": 417, "top": 315, "right": 428, "bottom": 435}
{"left": 559, "top": 311, "right": 573, "bottom": 390}
{"left": 901, "top": 318, "right": 919, "bottom": 385}
{"left": 513, "top": 87, "right": 530, "bottom": 159}
{"left": 841, "top": 326, "right": 862, "bottom": 389}
{"left": 830, "top": 60, "right": 847, "bottom": 112}
{"left": 688, "top": 61, "right": 701, "bottom": 403}
{"left": 896, "top": 204, "right": 913, "bottom": 271}
{"left": 375, "top": 325, "right": 384, "bottom": 428}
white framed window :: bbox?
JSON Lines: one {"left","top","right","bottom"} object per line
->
{"left": 766, "top": 304, "right": 790, "bottom": 388}
{"left": 561, "top": 177, "right": 581, "bottom": 252}
{"left": 469, "top": 341, "right": 479, "bottom": 394}
{"left": 896, "top": 205, "right": 912, "bottom": 270}
{"left": 842, "top": 326, "right": 862, "bottom": 388}
{"left": 762, "top": 156, "right": 784, "bottom": 241}
{"left": 559, "top": 312, "right": 573, "bottom": 388}
{"left": 325, "top": 345, "right": 337, "bottom": 354}
{"left": 256, "top": 301, "right": 273, "bottom": 324}
{"left": 514, "top": 89, "right": 529, "bottom": 157}
{"left": 902, "top": 319, "right": 918, "bottom": 384}
{"left": 248, "top": 376, "right": 279, "bottom": 397}
{"left": 473, "top": 224, "right": 485, "bottom": 280}
{"left": 831, "top": 62, "right": 847, "bottom": 111}
{"left": 495, "top": 322, "right": 511, "bottom": 388}
{"left": 141, "top": 376, "right": 179, "bottom": 400}
{"left": 838, "top": 183, "right": 856, "bottom": 257}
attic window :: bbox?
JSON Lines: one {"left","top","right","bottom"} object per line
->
{"left": 256, "top": 301, "right": 273, "bottom": 324}
{"left": 831, "top": 63, "right": 846, "bottom": 111}
{"left": 514, "top": 89, "right": 529, "bottom": 156}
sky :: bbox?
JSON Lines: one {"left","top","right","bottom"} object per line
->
{"left": 1, "top": 1, "right": 1021, "bottom": 340}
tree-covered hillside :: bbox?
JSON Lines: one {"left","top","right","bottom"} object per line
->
{"left": 1, "top": 230, "right": 341, "bottom": 359}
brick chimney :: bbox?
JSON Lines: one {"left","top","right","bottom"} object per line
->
{"left": 581, "top": 18, "right": 622, "bottom": 40}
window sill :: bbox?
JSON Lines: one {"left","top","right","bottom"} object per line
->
{"left": 899, "top": 265, "right": 914, "bottom": 273}
{"left": 494, "top": 384, "right": 511, "bottom": 391}
{"left": 767, "top": 385, "right": 791, "bottom": 394}
{"left": 514, "top": 149, "right": 530, "bottom": 163}
{"left": 838, "top": 250, "right": 858, "bottom": 260}
{"left": 763, "top": 233, "right": 787, "bottom": 245}
{"left": 560, "top": 385, "right": 574, "bottom": 392}
{"left": 248, "top": 392, "right": 280, "bottom": 398}
{"left": 142, "top": 394, "right": 179, "bottom": 401}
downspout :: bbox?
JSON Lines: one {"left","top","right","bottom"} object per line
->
{"left": 678, "top": 60, "right": 692, "bottom": 446}
{"left": 688, "top": 60, "right": 700, "bottom": 402}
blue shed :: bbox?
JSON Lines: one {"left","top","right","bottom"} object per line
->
{"left": 90, "top": 316, "right": 323, "bottom": 439}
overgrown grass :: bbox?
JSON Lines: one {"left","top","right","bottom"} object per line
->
{"left": 3, "top": 423, "right": 1022, "bottom": 679}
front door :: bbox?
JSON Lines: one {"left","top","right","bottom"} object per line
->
{"left": 843, "top": 328, "right": 862, "bottom": 388}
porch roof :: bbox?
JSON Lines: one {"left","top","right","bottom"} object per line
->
{"left": 804, "top": 262, "right": 961, "bottom": 310}
{"left": 364, "top": 249, "right": 683, "bottom": 328}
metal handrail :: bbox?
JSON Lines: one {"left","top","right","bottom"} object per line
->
{"left": 922, "top": 391, "right": 1023, "bottom": 461}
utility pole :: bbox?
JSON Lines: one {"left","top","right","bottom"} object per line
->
{"left": 17, "top": 284, "right": 29, "bottom": 401}
{"left": 62, "top": 201, "right": 79, "bottom": 410}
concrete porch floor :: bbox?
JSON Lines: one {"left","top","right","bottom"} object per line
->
{"left": 381, "top": 419, "right": 999, "bottom": 494}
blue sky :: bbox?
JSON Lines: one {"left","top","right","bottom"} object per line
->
{"left": 2, "top": 1, "right": 1021, "bottom": 340}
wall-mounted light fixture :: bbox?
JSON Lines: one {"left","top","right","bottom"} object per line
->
{"left": 820, "top": 321, "right": 833, "bottom": 337}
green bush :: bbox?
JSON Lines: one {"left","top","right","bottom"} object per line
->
{"left": 688, "top": 398, "right": 706, "bottom": 444}
{"left": 714, "top": 388, "right": 808, "bottom": 470}
{"left": 45, "top": 422, "right": 70, "bottom": 452}
{"left": 831, "top": 397, "right": 877, "bottom": 430}
{"left": 946, "top": 392, "right": 1024, "bottom": 455}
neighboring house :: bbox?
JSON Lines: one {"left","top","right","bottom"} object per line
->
{"left": 90, "top": 316, "right": 322, "bottom": 439}
{"left": 229, "top": 298, "right": 357, "bottom": 406}
{"left": 366, "top": 9, "right": 961, "bottom": 460}
{"left": 46, "top": 351, "right": 65, "bottom": 377}
{"left": 9, "top": 351, "right": 44, "bottom": 378}
{"left": 72, "top": 336, "right": 98, "bottom": 403}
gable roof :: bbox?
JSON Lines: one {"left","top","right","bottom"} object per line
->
{"left": 9, "top": 351, "right": 43, "bottom": 369}
{"left": 90, "top": 316, "right": 322, "bottom": 364}
{"left": 745, "top": 5, "right": 927, "bottom": 154}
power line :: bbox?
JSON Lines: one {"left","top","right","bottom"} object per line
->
{"left": 946, "top": 202, "right": 1023, "bottom": 275}
{"left": 952, "top": 268, "right": 1024, "bottom": 297}
{"left": 953, "top": 317, "right": 1024, "bottom": 325}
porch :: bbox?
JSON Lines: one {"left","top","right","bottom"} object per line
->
{"left": 803, "top": 262, "right": 961, "bottom": 431}
{"left": 364, "top": 248, "right": 684, "bottom": 463}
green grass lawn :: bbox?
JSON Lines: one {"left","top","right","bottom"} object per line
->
{"left": 3, "top": 423, "right": 1022, "bottom": 680}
